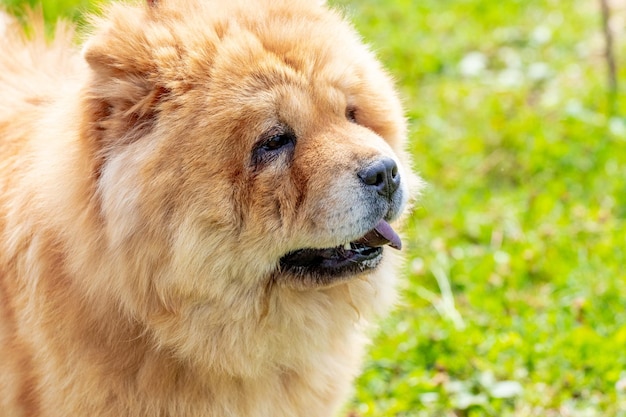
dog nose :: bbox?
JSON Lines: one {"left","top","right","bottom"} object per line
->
{"left": 358, "top": 157, "right": 400, "bottom": 200}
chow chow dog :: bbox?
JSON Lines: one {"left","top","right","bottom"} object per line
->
{"left": 0, "top": 0, "right": 420, "bottom": 415}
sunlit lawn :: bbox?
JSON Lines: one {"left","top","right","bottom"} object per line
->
{"left": 3, "top": 0, "right": 626, "bottom": 415}
{"left": 333, "top": 0, "right": 626, "bottom": 415}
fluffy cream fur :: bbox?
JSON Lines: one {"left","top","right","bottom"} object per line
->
{"left": 0, "top": 1, "right": 419, "bottom": 416}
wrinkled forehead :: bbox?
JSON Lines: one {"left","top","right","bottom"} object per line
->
{"left": 209, "top": 49, "right": 355, "bottom": 117}
{"left": 192, "top": 25, "right": 370, "bottom": 125}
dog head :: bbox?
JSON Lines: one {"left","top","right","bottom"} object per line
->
{"left": 80, "top": 0, "right": 421, "bottom": 375}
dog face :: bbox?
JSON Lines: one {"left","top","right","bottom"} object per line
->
{"left": 82, "top": 0, "right": 418, "bottom": 374}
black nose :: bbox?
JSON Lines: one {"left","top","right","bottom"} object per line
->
{"left": 358, "top": 157, "right": 400, "bottom": 200}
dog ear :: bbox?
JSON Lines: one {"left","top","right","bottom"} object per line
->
{"left": 82, "top": 4, "right": 166, "bottom": 147}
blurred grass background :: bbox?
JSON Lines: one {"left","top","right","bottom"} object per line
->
{"left": 2, "top": 0, "right": 625, "bottom": 415}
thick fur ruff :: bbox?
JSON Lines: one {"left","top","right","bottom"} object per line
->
{"left": 0, "top": 1, "right": 419, "bottom": 416}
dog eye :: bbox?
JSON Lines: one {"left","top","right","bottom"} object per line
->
{"left": 251, "top": 128, "right": 296, "bottom": 168}
{"left": 262, "top": 133, "right": 294, "bottom": 151}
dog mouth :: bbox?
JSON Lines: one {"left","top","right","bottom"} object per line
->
{"left": 279, "top": 220, "right": 401, "bottom": 283}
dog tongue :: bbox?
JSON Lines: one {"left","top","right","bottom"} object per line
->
{"left": 356, "top": 220, "right": 402, "bottom": 250}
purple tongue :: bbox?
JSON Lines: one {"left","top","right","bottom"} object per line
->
{"left": 355, "top": 220, "right": 402, "bottom": 250}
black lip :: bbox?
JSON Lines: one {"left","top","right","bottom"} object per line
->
{"left": 279, "top": 243, "right": 383, "bottom": 281}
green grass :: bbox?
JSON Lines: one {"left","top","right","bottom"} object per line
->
{"left": 333, "top": 0, "right": 626, "bottom": 415}
{"left": 3, "top": 0, "right": 626, "bottom": 415}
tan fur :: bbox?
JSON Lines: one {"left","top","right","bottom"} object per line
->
{"left": 0, "top": 1, "right": 420, "bottom": 416}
